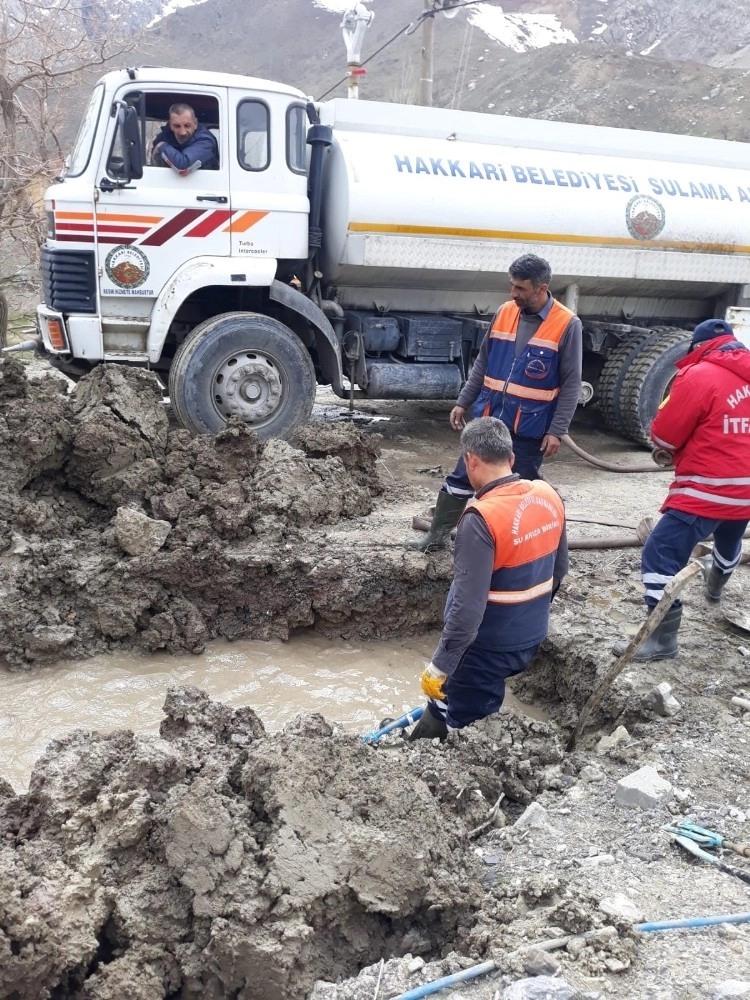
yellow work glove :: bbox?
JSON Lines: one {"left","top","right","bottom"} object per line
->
{"left": 420, "top": 662, "right": 447, "bottom": 701}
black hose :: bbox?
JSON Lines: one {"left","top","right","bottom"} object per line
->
{"left": 561, "top": 433, "right": 667, "bottom": 474}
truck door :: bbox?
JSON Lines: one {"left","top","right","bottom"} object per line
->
{"left": 95, "top": 87, "right": 230, "bottom": 320}
{"left": 227, "top": 94, "right": 309, "bottom": 265}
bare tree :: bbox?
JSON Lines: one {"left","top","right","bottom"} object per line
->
{"left": 0, "top": 0, "right": 141, "bottom": 297}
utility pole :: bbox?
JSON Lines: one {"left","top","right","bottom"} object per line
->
{"left": 419, "top": 0, "right": 435, "bottom": 107}
{"left": 419, "top": 0, "right": 460, "bottom": 106}
{"left": 341, "top": 2, "right": 374, "bottom": 100}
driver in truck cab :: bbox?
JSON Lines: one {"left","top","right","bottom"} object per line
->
{"left": 151, "top": 103, "right": 219, "bottom": 174}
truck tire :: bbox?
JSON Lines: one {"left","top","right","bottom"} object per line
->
{"left": 618, "top": 329, "right": 693, "bottom": 446}
{"left": 169, "top": 311, "right": 316, "bottom": 440}
{"left": 597, "top": 330, "right": 659, "bottom": 434}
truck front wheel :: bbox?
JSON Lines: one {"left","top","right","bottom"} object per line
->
{"left": 169, "top": 312, "right": 316, "bottom": 440}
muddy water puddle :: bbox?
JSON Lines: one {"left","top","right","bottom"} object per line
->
{"left": 1, "top": 633, "right": 546, "bottom": 791}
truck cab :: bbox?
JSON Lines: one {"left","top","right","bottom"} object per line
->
{"left": 40, "top": 67, "right": 342, "bottom": 439}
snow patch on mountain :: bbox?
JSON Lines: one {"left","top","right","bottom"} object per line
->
{"left": 148, "top": 0, "right": 211, "bottom": 28}
{"left": 469, "top": 5, "right": 577, "bottom": 52}
{"left": 309, "top": 0, "right": 576, "bottom": 56}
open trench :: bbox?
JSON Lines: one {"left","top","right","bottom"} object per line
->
{"left": 0, "top": 357, "right": 705, "bottom": 998}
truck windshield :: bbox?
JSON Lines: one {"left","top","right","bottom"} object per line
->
{"left": 64, "top": 84, "right": 105, "bottom": 177}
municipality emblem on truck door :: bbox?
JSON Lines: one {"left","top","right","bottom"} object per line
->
{"left": 105, "top": 245, "right": 151, "bottom": 288}
{"left": 625, "top": 195, "right": 666, "bottom": 241}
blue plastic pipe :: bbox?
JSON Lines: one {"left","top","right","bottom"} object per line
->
{"left": 361, "top": 706, "right": 424, "bottom": 744}
{"left": 386, "top": 912, "right": 750, "bottom": 1000}
{"left": 637, "top": 911, "right": 750, "bottom": 932}
{"left": 392, "top": 960, "right": 497, "bottom": 1000}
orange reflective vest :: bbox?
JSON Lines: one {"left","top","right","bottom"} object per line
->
{"left": 463, "top": 478, "right": 565, "bottom": 651}
{"left": 472, "top": 299, "right": 574, "bottom": 439}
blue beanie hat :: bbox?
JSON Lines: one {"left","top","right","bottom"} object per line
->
{"left": 690, "top": 318, "right": 734, "bottom": 349}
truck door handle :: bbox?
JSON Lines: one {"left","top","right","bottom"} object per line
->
{"left": 196, "top": 195, "right": 228, "bottom": 203}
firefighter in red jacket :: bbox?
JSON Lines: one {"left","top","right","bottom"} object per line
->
{"left": 407, "top": 417, "right": 565, "bottom": 741}
{"left": 614, "top": 319, "right": 750, "bottom": 661}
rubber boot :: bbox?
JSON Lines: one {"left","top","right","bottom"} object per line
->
{"left": 551, "top": 521, "right": 569, "bottom": 601}
{"left": 702, "top": 556, "right": 731, "bottom": 603}
{"left": 406, "top": 706, "right": 448, "bottom": 742}
{"left": 407, "top": 491, "right": 468, "bottom": 552}
{"left": 612, "top": 605, "right": 682, "bottom": 661}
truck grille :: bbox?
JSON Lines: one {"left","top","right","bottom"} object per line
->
{"left": 41, "top": 247, "right": 97, "bottom": 314}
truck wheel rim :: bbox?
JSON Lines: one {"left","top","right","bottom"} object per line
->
{"left": 213, "top": 352, "right": 284, "bottom": 426}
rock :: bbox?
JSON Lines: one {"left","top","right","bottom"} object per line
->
{"left": 580, "top": 764, "right": 605, "bottom": 783}
{"left": 523, "top": 947, "right": 561, "bottom": 977}
{"left": 644, "top": 681, "right": 681, "bottom": 717}
{"left": 718, "top": 924, "right": 744, "bottom": 939}
{"left": 599, "top": 893, "right": 643, "bottom": 924}
{"left": 24, "top": 624, "right": 76, "bottom": 654}
{"left": 615, "top": 765, "right": 673, "bottom": 809}
{"left": 713, "top": 983, "right": 750, "bottom": 999}
{"left": 503, "top": 976, "right": 580, "bottom": 999}
{"left": 114, "top": 505, "right": 172, "bottom": 556}
{"left": 514, "top": 802, "right": 550, "bottom": 830}
{"left": 10, "top": 532, "right": 31, "bottom": 556}
{"left": 566, "top": 936, "right": 586, "bottom": 957}
{"left": 605, "top": 957, "right": 628, "bottom": 972}
{"left": 596, "top": 726, "right": 630, "bottom": 754}
{"left": 575, "top": 853, "right": 615, "bottom": 868}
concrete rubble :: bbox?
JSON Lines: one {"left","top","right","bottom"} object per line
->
{"left": 615, "top": 766, "right": 674, "bottom": 810}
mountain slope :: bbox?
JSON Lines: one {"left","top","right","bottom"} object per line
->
{"left": 116, "top": 0, "right": 750, "bottom": 141}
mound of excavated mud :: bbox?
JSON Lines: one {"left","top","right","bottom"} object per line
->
{"left": 0, "top": 686, "right": 592, "bottom": 1000}
{"left": 0, "top": 359, "right": 449, "bottom": 667}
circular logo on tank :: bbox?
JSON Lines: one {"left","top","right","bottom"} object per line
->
{"left": 625, "top": 195, "right": 666, "bottom": 241}
{"left": 105, "top": 245, "right": 150, "bottom": 288}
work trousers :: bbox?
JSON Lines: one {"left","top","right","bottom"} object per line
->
{"left": 427, "top": 642, "right": 540, "bottom": 729}
{"left": 642, "top": 508, "right": 748, "bottom": 608}
{"left": 443, "top": 434, "right": 569, "bottom": 584}
{"left": 444, "top": 434, "right": 545, "bottom": 496}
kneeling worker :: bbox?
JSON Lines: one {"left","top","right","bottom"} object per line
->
{"left": 408, "top": 417, "right": 565, "bottom": 741}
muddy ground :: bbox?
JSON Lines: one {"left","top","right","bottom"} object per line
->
{"left": 1, "top": 357, "right": 750, "bottom": 999}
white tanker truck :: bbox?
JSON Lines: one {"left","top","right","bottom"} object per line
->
{"left": 32, "top": 66, "right": 750, "bottom": 445}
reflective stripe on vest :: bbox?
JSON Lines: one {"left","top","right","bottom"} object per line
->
{"left": 482, "top": 377, "right": 559, "bottom": 401}
{"left": 673, "top": 474, "right": 750, "bottom": 486}
{"left": 668, "top": 487, "right": 750, "bottom": 507}
{"left": 488, "top": 578, "right": 554, "bottom": 603}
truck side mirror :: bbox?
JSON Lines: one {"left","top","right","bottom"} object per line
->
{"left": 118, "top": 104, "right": 144, "bottom": 181}
{"left": 104, "top": 102, "right": 143, "bottom": 187}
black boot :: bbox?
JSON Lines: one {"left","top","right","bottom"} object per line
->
{"left": 551, "top": 515, "right": 569, "bottom": 601}
{"left": 407, "top": 491, "right": 468, "bottom": 552}
{"left": 406, "top": 706, "right": 448, "bottom": 742}
{"left": 612, "top": 605, "right": 682, "bottom": 661}
{"left": 702, "top": 556, "right": 732, "bottom": 603}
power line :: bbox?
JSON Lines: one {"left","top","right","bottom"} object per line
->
{"left": 316, "top": 0, "right": 487, "bottom": 102}
{"left": 450, "top": 13, "right": 471, "bottom": 109}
